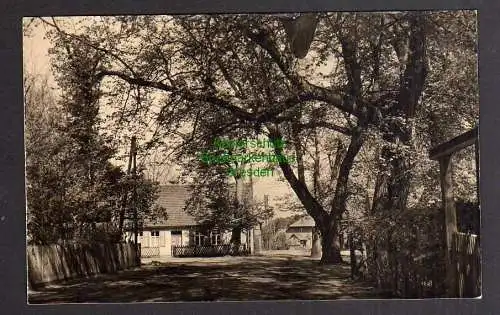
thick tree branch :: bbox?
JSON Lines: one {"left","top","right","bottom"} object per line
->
{"left": 94, "top": 69, "right": 256, "bottom": 120}
{"left": 397, "top": 13, "right": 428, "bottom": 120}
{"left": 297, "top": 121, "right": 352, "bottom": 135}
{"left": 338, "top": 24, "right": 362, "bottom": 101}
{"left": 245, "top": 27, "right": 358, "bottom": 117}
{"left": 330, "top": 126, "right": 366, "bottom": 216}
{"left": 94, "top": 68, "right": 357, "bottom": 129}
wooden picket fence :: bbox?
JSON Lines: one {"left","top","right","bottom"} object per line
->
{"left": 28, "top": 242, "right": 139, "bottom": 287}
{"left": 366, "top": 232, "right": 481, "bottom": 298}
{"left": 367, "top": 248, "right": 446, "bottom": 298}
{"left": 451, "top": 232, "right": 481, "bottom": 297}
{"left": 172, "top": 244, "right": 250, "bottom": 257}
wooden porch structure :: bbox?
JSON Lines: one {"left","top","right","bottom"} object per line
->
{"left": 429, "top": 126, "right": 480, "bottom": 297}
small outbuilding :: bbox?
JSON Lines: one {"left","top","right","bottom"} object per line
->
{"left": 286, "top": 215, "right": 316, "bottom": 250}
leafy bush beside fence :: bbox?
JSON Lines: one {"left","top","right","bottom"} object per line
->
{"left": 362, "top": 206, "right": 447, "bottom": 298}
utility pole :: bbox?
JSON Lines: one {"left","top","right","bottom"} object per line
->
{"left": 263, "top": 194, "right": 269, "bottom": 250}
{"left": 118, "top": 136, "right": 134, "bottom": 239}
{"left": 131, "top": 136, "right": 138, "bottom": 247}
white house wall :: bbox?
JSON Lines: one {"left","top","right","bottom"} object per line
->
{"left": 182, "top": 230, "right": 190, "bottom": 246}
{"left": 159, "top": 230, "right": 172, "bottom": 256}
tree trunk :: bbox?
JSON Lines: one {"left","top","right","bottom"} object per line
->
{"left": 373, "top": 151, "right": 412, "bottom": 213}
{"left": 320, "top": 219, "right": 343, "bottom": 264}
{"left": 349, "top": 232, "right": 357, "bottom": 279}
{"left": 231, "top": 225, "right": 242, "bottom": 245}
{"left": 371, "top": 13, "right": 427, "bottom": 214}
{"left": 330, "top": 139, "right": 346, "bottom": 185}
{"left": 266, "top": 124, "right": 364, "bottom": 265}
{"left": 266, "top": 124, "right": 329, "bottom": 228}
{"left": 324, "top": 127, "right": 366, "bottom": 264}
{"left": 311, "top": 227, "right": 322, "bottom": 258}
{"left": 313, "top": 128, "right": 320, "bottom": 197}
{"left": 361, "top": 242, "right": 369, "bottom": 277}
{"left": 291, "top": 111, "right": 306, "bottom": 184}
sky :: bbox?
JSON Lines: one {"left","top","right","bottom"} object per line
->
{"left": 22, "top": 16, "right": 335, "bottom": 219}
{"left": 23, "top": 20, "right": 57, "bottom": 90}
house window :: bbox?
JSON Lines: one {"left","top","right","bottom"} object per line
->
{"left": 190, "top": 231, "right": 204, "bottom": 246}
{"left": 210, "top": 231, "right": 221, "bottom": 245}
{"left": 171, "top": 231, "right": 182, "bottom": 246}
{"left": 149, "top": 230, "right": 160, "bottom": 247}
{"left": 139, "top": 231, "right": 143, "bottom": 236}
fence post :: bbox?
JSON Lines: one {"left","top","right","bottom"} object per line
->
{"left": 439, "top": 155, "right": 458, "bottom": 297}
{"left": 253, "top": 226, "right": 262, "bottom": 255}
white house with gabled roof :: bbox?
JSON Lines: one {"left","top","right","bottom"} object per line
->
{"left": 124, "top": 185, "right": 252, "bottom": 257}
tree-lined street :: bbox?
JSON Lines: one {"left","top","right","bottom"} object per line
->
{"left": 24, "top": 11, "right": 479, "bottom": 300}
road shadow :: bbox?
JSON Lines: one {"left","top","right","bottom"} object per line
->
{"left": 29, "top": 255, "right": 385, "bottom": 303}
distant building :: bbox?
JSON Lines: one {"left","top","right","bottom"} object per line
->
{"left": 285, "top": 215, "right": 349, "bottom": 251}
{"left": 285, "top": 215, "right": 316, "bottom": 250}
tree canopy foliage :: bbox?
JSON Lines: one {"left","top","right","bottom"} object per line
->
{"left": 24, "top": 67, "right": 165, "bottom": 245}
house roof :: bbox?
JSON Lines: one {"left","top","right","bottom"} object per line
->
{"left": 143, "top": 185, "right": 198, "bottom": 228}
{"left": 288, "top": 215, "right": 316, "bottom": 228}
{"left": 141, "top": 182, "right": 254, "bottom": 229}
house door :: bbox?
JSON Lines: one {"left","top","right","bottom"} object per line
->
{"left": 171, "top": 231, "right": 182, "bottom": 246}
{"left": 150, "top": 230, "right": 160, "bottom": 247}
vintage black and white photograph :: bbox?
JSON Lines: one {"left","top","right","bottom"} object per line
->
{"left": 23, "top": 11, "right": 480, "bottom": 303}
